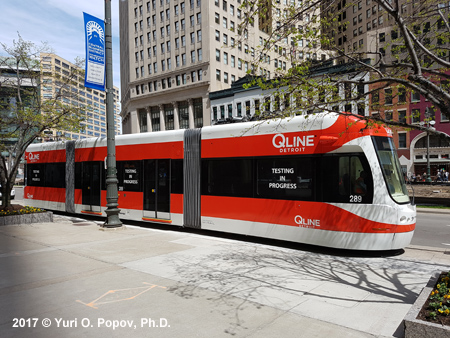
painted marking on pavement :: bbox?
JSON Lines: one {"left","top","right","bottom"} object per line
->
{"left": 76, "top": 283, "right": 166, "bottom": 309}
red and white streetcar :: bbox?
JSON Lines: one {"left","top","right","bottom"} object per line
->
{"left": 24, "top": 113, "right": 415, "bottom": 250}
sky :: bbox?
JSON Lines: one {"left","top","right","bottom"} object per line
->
{"left": 0, "top": 0, "right": 122, "bottom": 91}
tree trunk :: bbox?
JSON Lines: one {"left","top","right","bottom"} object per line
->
{"left": 0, "top": 182, "right": 12, "bottom": 209}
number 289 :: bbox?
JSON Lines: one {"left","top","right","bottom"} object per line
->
{"left": 350, "top": 195, "right": 362, "bottom": 203}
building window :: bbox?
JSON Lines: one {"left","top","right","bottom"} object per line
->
{"left": 216, "top": 69, "right": 221, "bottom": 81}
{"left": 357, "top": 103, "right": 365, "bottom": 116}
{"left": 397, "top": 87, "right": 406, "bottom": 103}
{"left": 193, "top": 98, "right": 203, "bottom": 128}
{"left": 398, "top": 109, "right": 407, "bottom": 124}
{"left": 216, "top": 49, "right": 220, "bottom": 61}
{"left": 165, "top": 105, "right": 174, "bottom": 130}
{"left": 411, "top": 108, "right": 420, "bottom": 124}
{"left": 385, "top": 110, "right": 393, "bottom": 121}
{"left": 179, "top": 101, "right": 189, "bottom": 129}
{"left": 398, "top": 133, "right": 407, "bottom": 148}
{"left": 411, "top": 90, "right": 420, "bottom": 102}
{"left": 384, "top": 88, "right": 392, "bottom": 105}
{"left": 151, "top": 107, "right": 160, "bottom": 132}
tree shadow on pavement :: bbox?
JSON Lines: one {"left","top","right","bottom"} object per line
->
{"left": 165, "top": 245, "right": 448, "bottom": 336}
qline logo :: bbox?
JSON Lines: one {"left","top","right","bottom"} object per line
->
{"left": 272, "top": 133, "right": 315, "bottom": 153}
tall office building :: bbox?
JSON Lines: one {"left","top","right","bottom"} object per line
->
{"left": 321, "top": 0, "right": 447, "bottom": 65}
{"left": 40, "top": 53, "right": 122, "bottom": 141}
{"left": 119, "top": 0, "right": 327, "bottom": 133}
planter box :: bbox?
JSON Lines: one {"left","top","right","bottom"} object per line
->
{"left": 404, "top": 271, "right": 450, "bottom": 338}
{"left": 0, "top": 211, "right": 53, "bottom": 226}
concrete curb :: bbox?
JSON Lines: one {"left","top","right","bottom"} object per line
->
{"left": 416, "top": 208, "right": 450, "bottom": 215}
{"left": 0, "top": 211, "right": 53, "bottom": 226}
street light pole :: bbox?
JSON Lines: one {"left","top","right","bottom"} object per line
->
{"left": 422, "top": 107, "right": 435, "bottom": 184}
{"left": 103, "top": 0, "right": 122, "bottom": 227}
{"left": 426, "top": 128, "right": 431, "bottom": 183}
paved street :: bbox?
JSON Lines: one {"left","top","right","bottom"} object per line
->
{"left": 0, "top": 214, "right": 449, "bottom": 338}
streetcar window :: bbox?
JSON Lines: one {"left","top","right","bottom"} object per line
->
{"left": 75, "top": 162, "right": 104, "bottom": 191}
{"left": 201, "top": 159, "right": 253, "bottom": 197}
{"left": 322, "top": 154, "right": 373, "bottom": 204}
{"left": 44, "top": 163, "right": 66, "bottom": 188}
{"left": 256, "top": 157, "right": 315, "bottom": 201}
{"left": 117, "top": 161, "right": 142, "bottom": 192}
{"left": 171, "top": 159, "right": 183, "bottom": 194}
{"left": 26, "top": 163, "right": 65, "bottom": 188}
{"left": 372, "top": 137, "right": 410, "bottom": 204}
{"left": 75, "top": 163, "right": 82, "bottom": 189}
{"left": 26, "top": 164, "right": 45, "bottom": 187}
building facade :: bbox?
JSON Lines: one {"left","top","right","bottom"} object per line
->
{"left": 40, "top": 53, "right": 121, "bottom": 141}
{"left": 368, "top": 79, "right": 450, "bottom": 178}
{"left": 210, "top": 65, "right": 370, "bottom": 125}
{"left": 119, "top": 0, "right": 327, "bottom": 134}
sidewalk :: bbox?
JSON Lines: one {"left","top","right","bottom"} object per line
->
{"left": 0, "top": 216, "right": 449, "bottom": 338}
{"left": 417, "top": 207, "right": 450, "bottom": 214}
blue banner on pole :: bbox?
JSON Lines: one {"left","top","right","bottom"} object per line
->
{"left": 83, "top": 12, "right": 105, "bottom": 91}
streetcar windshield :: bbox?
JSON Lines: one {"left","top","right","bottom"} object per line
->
{"left": 372, "top": 136, "right": 410, "bottom": 204}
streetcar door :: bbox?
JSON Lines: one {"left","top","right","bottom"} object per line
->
{"left": 143, "top": 159, "right": 170, "bottom": 220}
{"left": 81, "top": 162, "right": 101, "bottom": 212}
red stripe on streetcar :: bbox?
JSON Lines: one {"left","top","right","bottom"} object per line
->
{"left": 81, "top": 210, "right": 103, "bottom": 216}
{"left": 142, "top": 217, "right": 172, "bottom": 224}
{"left": 201, "top": 196, "right": 414, "bottom": 234}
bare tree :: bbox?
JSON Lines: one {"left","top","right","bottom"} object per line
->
{"left": 238, "top": 0, "right": 450, "bottom": 133}
{"left": 0, "top": 34, "right": 85, "bottom": 208}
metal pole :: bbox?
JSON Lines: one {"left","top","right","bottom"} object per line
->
{"left": 426, "top": 127, "right": 431, "bottom": 183}
{"left": 103, "top": 0, "right": 122, "bottom": 227}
